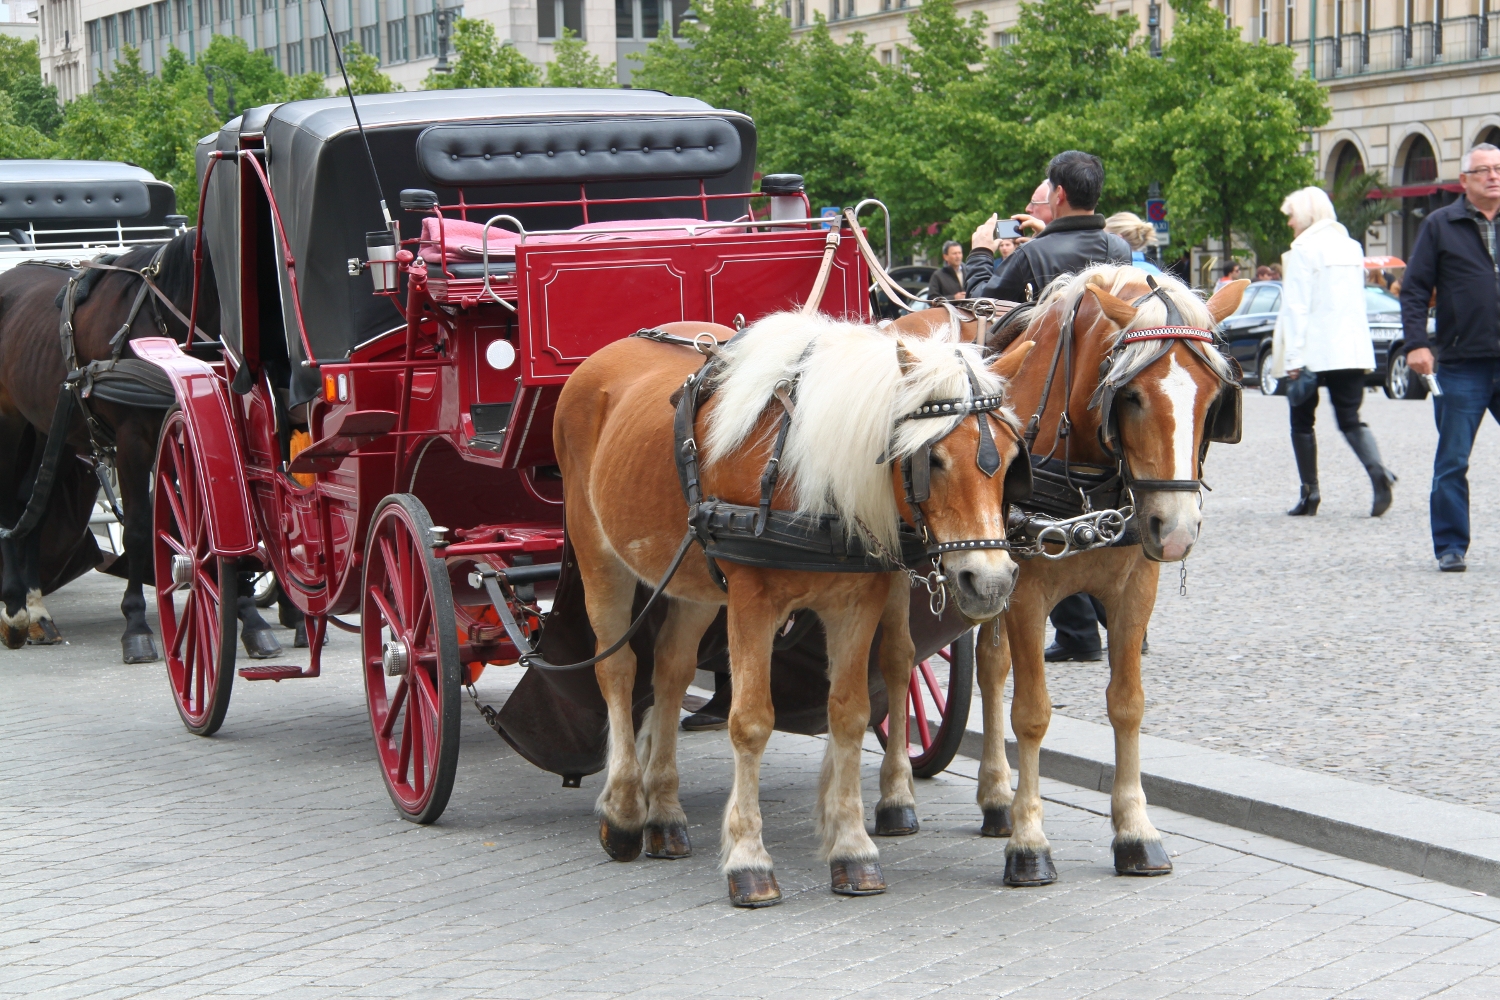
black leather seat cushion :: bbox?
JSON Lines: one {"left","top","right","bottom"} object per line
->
{"left": 418, "top": 117, "right": 742, "bottom": 187}
{"left": 0, "top": 180, "right": 151, "bottom": 221}
{"left": 429, "top": 260, "right": 517, "bottom": 279}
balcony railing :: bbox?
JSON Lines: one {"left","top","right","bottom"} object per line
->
{"left": 1310, "top": 16, "right": 1493, "bottom": 80}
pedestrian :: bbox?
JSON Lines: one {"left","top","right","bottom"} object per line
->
{"left": 1399, "top": 141, "right": 1500, "bottom": 573}
{"left": 927, "top": 240, "right": 968, "bottom": 300}
{"left": 1256, "top": 265, "right": 1274, "bottom": 281}
{"left": 1104, "top": 211, "right": 1161, "bottom": 274}
{"left": 1216, "top": 261, "right": 1243, "bottom": 289}
{"left": 997, "top": 237, "right": 1018, "bottom": 259}
{"left": 1272, "top": 185, "right": 1396, "bottom": 518}
{"left": 1270, "top": 263, "right": 1283, "bottom": 280}
{"left": 968, "top": 151, "right": 1132, "bottom": 662}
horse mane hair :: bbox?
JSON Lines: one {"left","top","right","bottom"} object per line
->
{"left": 1030, "top": 264, "right": 1235, "bottom": 386}
{"left": 703, "top": 311, "right": 1016, "bottom": 551}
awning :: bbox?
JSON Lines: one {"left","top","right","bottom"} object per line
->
{"left": 1375, "top": 183, "right": 1464, "bottom": 198}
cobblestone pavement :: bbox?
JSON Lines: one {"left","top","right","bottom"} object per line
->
{"left": 1038, "top": 390, "right": 1500, "bottom": 814}
{"left": 5, "top": 577, "right": 1500, "bottom": 998}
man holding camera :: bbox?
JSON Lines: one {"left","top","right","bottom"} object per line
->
{"left": 966, "top": 151, "right": 1131, "bottom": 303}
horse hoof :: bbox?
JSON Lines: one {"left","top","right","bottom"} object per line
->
{"left": 121, "top": 634, "right": 159, "bottom": 664}
{"left": 598, "top": 819, "right": 643, "bottom": 862}
{"left": 643, "top": 822, "right": 692, "bottom": 859}
{"left": 874, "top": 805, "right": 919, "bottom": 837}
{"left": 294, "top": 622, "right": 309, "bottom": 648}
{"left": 981, "top": 805, "right": 1013, "bottom": 838}
{"left": 2, "top": 624, "right": 27, "bottom": 650}
{"left": 1004, "top": 848, "right": 1058, "bottom": 887}
{"left": 1114, "top": 838, "right": 1173, "bottom": 876}
{"left": 727, "top": 870, "right": 782, "bottom": 907}
{"left": 241, "top": 627, "right": 282, "bottom": 659}
{"left": 28, "top": 618, "right": 63, "bottom": 645}
{"left": 830, "top": 859, "right": 886, "bottom": 895}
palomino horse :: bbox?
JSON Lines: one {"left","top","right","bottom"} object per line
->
{"left": 959, "top": 266, "right": 1247, "bottom": 885}
{"left": 554, "top": 312, "right": 1033, "bottom": 907}
{"left": 0, "top": 235, "right": 289, "bottom": 660}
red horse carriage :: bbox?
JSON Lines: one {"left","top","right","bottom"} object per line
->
{"left": 141, "top": 90, "right": 974, "bottom": 824}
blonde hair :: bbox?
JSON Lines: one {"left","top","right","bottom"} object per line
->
{"left": 1105, "top": 211, "right": 1156, "bottom": 251}
{"left": 1280, "top": 186, "right": 1337, "bottom": 232}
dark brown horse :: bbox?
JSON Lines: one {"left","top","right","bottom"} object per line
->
{"left": 0, "top": 234, "right": 287, "bottom": 661}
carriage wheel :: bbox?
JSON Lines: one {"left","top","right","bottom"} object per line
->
{"left": 153, "top": 409, "right": 239, "bottom": 736}
{"left": 362, "top": 494, "right": 461, "bottom": 824}
{"left": 876, "top": 629, "right": 975, "bottom": 778}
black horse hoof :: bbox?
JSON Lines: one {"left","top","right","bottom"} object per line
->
{"left": 643, "top": 822, "right": 692, "bottom": 859}
{"left": 1004, "top": 847, "right": 1058, "bottom": 887}
{"left": 830, "top": 859, "right": 886, "bottom": 895}
{"left": 2, "top": 622, "right": 28, "bottom": 650}
{"left": 981, "top": 805, "right": 1013, "bottom": 838}
{"left": 121, "top": 633, "right": 159, "bottom": 664}
{"left": 598, "top": 818, "right": 643, "bottom": 862}
{"left": 28, "top": 617, "right": 63, "bottom": 645}
{"left": 1114, "top": 838, "right": 1173, "bottom": 876}
{"left": 241, "top": 627, "right": 282, "bottom": 659}
{"left": 727, "top": 869, "right": 782, "bottom": 907}
{"left": 874, "top": 804, "right": 919, "bottom": 837}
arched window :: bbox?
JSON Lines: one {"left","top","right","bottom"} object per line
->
{"left": 1400, "top": 135, "right": 1440, "bottom": 257}
{"left": 1329, "top": 140, "right": 1364, "bottom": 186}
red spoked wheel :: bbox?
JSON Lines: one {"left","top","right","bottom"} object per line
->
{"left": 362, "top": 494, "right": 461, "bottom": 824}
{"left": 153, "top": 409, "right": 239, "bottom": 736}
{"left": 876, "top": 629, "right": 975, "bottom": 778}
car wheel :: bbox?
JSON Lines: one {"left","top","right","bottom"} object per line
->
{"left": 1385, "top": 351, "right": 1429, "bottom": 400}
{"left": 1258, "top": 352, "right": 1282, "bottom": 396}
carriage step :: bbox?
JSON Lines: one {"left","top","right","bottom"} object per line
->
{"left": 238, "top": 665, "right": 311, "bottom": 681}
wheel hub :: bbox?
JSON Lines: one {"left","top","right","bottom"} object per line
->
{"left": 382, "top": 639, "right": 410, "bottom": 676}
{"left": 170, "top": 554, "right": 194, "bottom": 589}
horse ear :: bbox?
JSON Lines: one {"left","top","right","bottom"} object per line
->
{"left": 1086, "top": 284, "right": 1139, "bottom": 328}
{"left": 1205, "top": 278, "right": 1251, "bottom": 323}
{"left": 990, "top": 340, "right": 1034, "bottom": 382}
{"left": 895, "top": 340, "right": 919, "bottom": 375}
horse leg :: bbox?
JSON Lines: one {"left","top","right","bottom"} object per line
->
{"left": 816, "top": 579, "right": 888, "bottom": 896}
{"left": 586, "top": 557, "right": 651, "bottom": 862}
{"left": 236, "top": 569, "right": 283, "bottom": 658}
{"left": 0, "top": 536, "right": 27, "bottom": 648}
{"left": 638, "top": 598, "right": 718, "bottom": 860}
{"left": 975, "top": 616, "right": 1015, "bottom": 837}
{"left": 874, "top": 573, "right": 919, "bottom": 836}
{"left": 720, "top": 583, "right": 782, "bottom": 907}
{"left": 116, "top": 422, "right": 161, "bottom": 664}
{"left": 24, "top": 530, "right": 61, "bottom": 644}
{"left": 1103, "top": 562, "right": 1171, "bottom": 876}
{"left": 1004, "top": 589, "right": 1057, "bottom": 886}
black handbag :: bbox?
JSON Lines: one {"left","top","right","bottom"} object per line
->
{"left": 1285, "top": 367, "right": 1319, "bottom": 407}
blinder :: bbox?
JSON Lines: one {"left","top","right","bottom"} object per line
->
{"left": 1206, "top": 381, "right": 1243, "bottom": 445}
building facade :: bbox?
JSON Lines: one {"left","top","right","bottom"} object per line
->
{"left": 810, "top": 0, "right": 1499, "bottom": 259}
{"left": 37, "top": 0, "right": 687, "bottom": 97}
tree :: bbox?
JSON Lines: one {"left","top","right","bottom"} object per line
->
{"left": 0, "top": 37, "right": 63, "bottom": 137}
{"left": 337, "top": 42, "right": 402, "bottom": 95}
{"left": 423, "top": 18, "right": 541, "bottom": 89}
{"left": 1331, "top": 166, "right": 1397, "bottom": 251}
{"left": 545, "top": 28, "right": 615, "bottom": 88}
{"left": 629, "top": 0, "right": 791, "bottom": 121}
{"left": 0, "top": 90, "right": 59, "bottom": 158}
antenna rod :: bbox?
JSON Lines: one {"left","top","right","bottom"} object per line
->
{"left": 316, "top": 0, "right": 393, "bottom": 232}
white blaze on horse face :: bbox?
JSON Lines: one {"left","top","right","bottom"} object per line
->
{"left": 1159, "top": 354, "right": 1202, "bottom": 481}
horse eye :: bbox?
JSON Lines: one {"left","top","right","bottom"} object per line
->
{"left": 928, "top": 451, "right": 947, "bottom": 471}
{"left": 1120, "top": 390, "right": 1143, "bottom": 407}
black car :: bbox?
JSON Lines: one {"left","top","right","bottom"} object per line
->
{"left": 1218, "top": 280, "right": 1418, "bottom": 398}
{"left": 871, "top": 264, "right": 937, "bottom": 320}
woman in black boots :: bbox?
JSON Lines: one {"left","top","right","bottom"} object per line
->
{"left": 1271, "top": 187, "right": 1397, "bottom": 517}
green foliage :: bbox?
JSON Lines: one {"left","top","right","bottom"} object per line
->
{"left": 336, "top": 41, "right": 402, "bottom": 95}
{"left": 423, "top": 18, "right": 541, "bottom": 89}
{"left": 0, "top": 37, "right": 63, "bottom": 138}
{"left": 545, "top": 28, "right": 615, "bottom": 88}
{"left": 0, "top": 34, "right": 39, "bottom": 85}
{"left": 0, "top": 90, "right": 59, "bottom": 158}
{"left": 1330, "top": 165, "right": 1397, "bottom": 250}
{"left": 629, "top": 0, "right": 791, "bottom": 119}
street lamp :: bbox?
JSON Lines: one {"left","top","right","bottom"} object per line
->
{"left": 434, "top": 3, "right": 455, "bottom": 73}
{"left": 1148, "top": 3, "right": 1162, "bottom": 57}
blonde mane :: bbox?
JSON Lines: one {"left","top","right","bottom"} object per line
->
{"left": 1030, "top": 264, "right": 1235, "bottom": 384}
{"left": 703, "top": 311, "right": 1015, "bottom": 551}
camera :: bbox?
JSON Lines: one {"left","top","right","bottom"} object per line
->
{"left": 993, "top": 218, "right": 1023, "bottom": 240}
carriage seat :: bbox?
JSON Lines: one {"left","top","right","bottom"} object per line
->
{"left": 428, "top": 260, "right": 517, "bottom": 280}
{"left": 420, "top": 216, "right": 734, "bottom": 281}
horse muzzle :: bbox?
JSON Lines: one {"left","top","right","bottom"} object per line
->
{"left": 945, "top": 550, "right": 1018, "bottom": 621}
{"left": 1138, "top": 494, "right": 1202, "bottom": 563}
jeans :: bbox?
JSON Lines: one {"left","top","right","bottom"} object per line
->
{"left": 1430, "top": 359, "right": 1500, "bottom": 557}
{"left": 1288, "top": 368, "right": 1367, "bottom": 433}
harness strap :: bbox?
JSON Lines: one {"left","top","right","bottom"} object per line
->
{"left": 0, "top": 387, "right": 77, "bottom": 541}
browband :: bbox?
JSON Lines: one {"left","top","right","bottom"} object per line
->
{"left": 1118, "top": 326, "right": 1216, "bottom": 345}
{"left": 899, "top": 394, "right": 1007, "bottom": 422}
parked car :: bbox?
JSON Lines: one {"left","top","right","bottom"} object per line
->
{"left": 1218, "top": 280, "right": 1420, "bottom": 398}
{"left": 872, "top": 264, "right": 937, "bottom": 320}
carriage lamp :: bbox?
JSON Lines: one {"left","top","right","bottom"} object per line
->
{"left": 485, "top": 339, "right": 517, "bottom": 370}
{"left": 761, "top": 174, "right": 807, "bottom": 223}
{"left": 323, "top": 370, "right": 349, "bottom": 403}
{"left": 367, "top": 231, "right": 400, "bottom": 292}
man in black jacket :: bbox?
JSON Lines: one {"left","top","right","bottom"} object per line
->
{"left": 927, "top": 240, "right": 967, "bottom": 300}
{"left": 966, "top": 151, "right": 1132, "bottom": 662}
{"left": 966, "top": 151, "right": 1132, "bottom": 302}
{"left": 1400, "top": 142, "right": 1500, "bottom": 573}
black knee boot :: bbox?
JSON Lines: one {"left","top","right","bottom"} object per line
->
{"left": 1343, "top": 425, "right": 1396, "bottom": 517}
{"left": 1288, "top": 432, "right": 1320, "bottom": 515}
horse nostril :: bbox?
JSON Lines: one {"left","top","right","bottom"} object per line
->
{"left": 957, "top": 569, "right": 980, "bottom": 597}
{"left": 1148, "top": 515, "right": 1164, "bottom": 540}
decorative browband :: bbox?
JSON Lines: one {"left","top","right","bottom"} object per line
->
{"left": 1118, "top": 326, "right": 1216, "bottom": 344}
{"left": 900, "top": 395, "right": 1007, "bottom": 422}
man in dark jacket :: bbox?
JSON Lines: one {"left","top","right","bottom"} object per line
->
{"left": 927, "top": 240, "right": 967, "bottom": 300}
{"left": 1401, "top": 142, "right": 1500, "bottom": 573}
{"left": 966, "top": 151, "right": 1132, "bottom": 662}
{"left": 966, "top": 151, "right": 1132, "bottom": 302}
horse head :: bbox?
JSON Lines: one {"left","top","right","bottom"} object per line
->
{"left": 1073, "top": 271, "right": 1247, "bottom": 562}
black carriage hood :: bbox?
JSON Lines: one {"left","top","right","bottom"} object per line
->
{"left": 0, "top": 160, "right": 176, "bottom": 228}
{"left": 198, "top": 90, "right": 756, "bottom": 396}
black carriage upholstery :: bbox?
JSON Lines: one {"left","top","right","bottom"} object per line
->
{"left": 417, "top": 117, "right": 743, "bottom": 186}
{"left": 0, "top": 161, "right": 175, "bottom": 238}
{"left": 198, "top": 89, "right": 756, "bottom": 407}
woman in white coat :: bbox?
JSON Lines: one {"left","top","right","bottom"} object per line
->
{"left": 1272, "top": 186, "right": 1396, "bottom": 517}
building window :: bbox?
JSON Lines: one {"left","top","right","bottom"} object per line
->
{"left": 310, "top": 33, "right": 328, "bottom": 72}
{"left": 286, "top": 38, "right": 304, "bottom": 71}
{"left": 157, "top": 1, "right": 170, "bottom": 34}
{"left": 880, "top": 47, "right": 891, "bottom": 63}
{"left": 415, "top": 10, "right": 434, "bottom": 53}
{"left": 1283, "top": 0, "right": 1293, "bottom": 42}
{"left": 121, "top": 10, "right": 135, "bottom": 44}
{"left": 105, "top": 14, "right": 118, "bottom": 48}
{"left": 86, "top": 17, "right": 99, "bottom": 51}
{"left": 994, "top": 29, "right": 1016, "bottom": 45}
{"left": 795, "top": 0, "right": 804, "bottom": 24}
{"left": 359, "top": 23, "right": 380, "bottom": 57}
{"left": 138, "top": 5, "right": 152, "bottom": 38}
{"left": 539, "top": 0, "right": 584, "bottom": 38}
{"left": 1257, "top": 0, "right": 1267, "bottom": 39}
{"left": 387, "top": 18, "right": 407, "bottom": 60}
